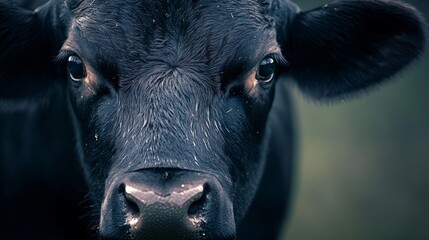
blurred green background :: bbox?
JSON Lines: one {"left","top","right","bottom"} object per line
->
{"left": 283, "top": 1, "right": 429, "bottom": 240}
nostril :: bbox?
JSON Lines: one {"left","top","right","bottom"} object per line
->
{"left": 188, "top": 183, "right": 210, "bottom": 217}
{"left": 120, "top": 184, "right": 140, "bottom": 216}
{"left": 125, "top": 196, "right": 140, "bottom": 216}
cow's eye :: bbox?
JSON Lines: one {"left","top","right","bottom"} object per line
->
{"left": 256, "top": 57, "right": 276, "bottom": 83}
{"left": 67, "top": 55, "right": 86, "bottom": 81}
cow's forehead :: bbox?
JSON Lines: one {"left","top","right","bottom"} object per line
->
{"left": 72, "top": 0, "right": 271, "bottom": 22}
{"left": 64, "top": 0, "right": 278, "bottom": 81}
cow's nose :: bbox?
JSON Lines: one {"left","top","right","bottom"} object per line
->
{"left": 99, "top": 169, "right": 235, "bottom": 240}
{"left": 122, "top": 180, "right": 208, "bottom": 239}
{"left": 106, "top": 169, "right": 225, "bottom": 240}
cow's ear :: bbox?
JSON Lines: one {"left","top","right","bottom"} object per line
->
{"left": 0, "top": 0, "right": 69, "bottom": 111}
{"left": 0, "top": 0, "right": 66, "bottom": 75}
{"left": 275, "top": 0, "right": 427, "bottom": 100}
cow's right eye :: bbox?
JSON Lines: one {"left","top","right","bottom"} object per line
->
{"left": 256, "top": 57, "right": 276, "bottom": 83}
{"left": 67, "top": 55, "right": 86, "bottom": 81}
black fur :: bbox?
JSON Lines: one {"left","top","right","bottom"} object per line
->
{"left": 0, "top": 0, "right": 426, "bottom": 239}
{"left": 281, "top": 0, "right": 426, "bottom": 100}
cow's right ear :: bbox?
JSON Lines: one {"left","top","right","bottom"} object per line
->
{"left": 0, "top": 1, "right": 70, "bottom": 110}
{"left": 0, "top": 0, "right": 67, "bottom": 76}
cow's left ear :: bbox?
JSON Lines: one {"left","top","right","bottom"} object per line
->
{"left": 274, "top": 0, "right": 427, "bottom": 100}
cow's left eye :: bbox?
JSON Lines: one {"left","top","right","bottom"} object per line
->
{"left": 67, "top": 55, "right": 86, "bottom": 81}
{"left": 256, "top": 57, "right": 276, "bottom": 83}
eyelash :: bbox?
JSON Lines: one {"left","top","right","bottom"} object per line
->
{"left": 55, "top": 50, "right": 78, "bottom": 64}
{"left": 265, "top": 53, "right": 288, "bottom": 68}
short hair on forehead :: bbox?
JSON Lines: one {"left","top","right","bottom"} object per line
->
{"left": 61, "top": 0, "right": 278, "bottom": 87}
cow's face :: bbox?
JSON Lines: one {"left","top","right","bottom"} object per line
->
{"left": 1, "top": 0, "right": 425, "bottom": 239}
{"left": 62, "top": 1, "right": 283, "bottom": 238}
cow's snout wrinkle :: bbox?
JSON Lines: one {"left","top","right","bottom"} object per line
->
{"left": 123, "top": 183, "right": 207, "bottom": 231}
{"left": 121, "top": 172, "right": 210, "bottom": 239}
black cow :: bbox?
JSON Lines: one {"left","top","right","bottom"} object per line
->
{"left": 0, "top": 0, "right": 426, "bottom": 239}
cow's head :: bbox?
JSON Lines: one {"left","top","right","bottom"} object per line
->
{"left": 1, "top": 0, "right": 426, "bottom": 239}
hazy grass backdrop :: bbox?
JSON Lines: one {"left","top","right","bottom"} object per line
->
{"left": 282, "top": 1, "right": 429, "bottom": 239}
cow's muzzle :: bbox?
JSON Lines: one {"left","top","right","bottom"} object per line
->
{"left": 99, "top": 168, "right": 235, "bottom": 240}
